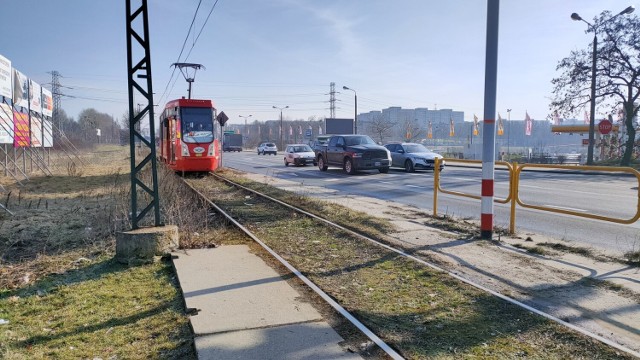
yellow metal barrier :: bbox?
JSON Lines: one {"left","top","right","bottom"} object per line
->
{"left": 433, "top": 158, "right": 513, "bottom": 215}
{"left": 515, "top": 163, "right": 640, "bottom": 224}
{"left": 433, "top": 158, "right": 640, "bottom": 234}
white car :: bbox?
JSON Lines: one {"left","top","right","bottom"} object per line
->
{"left": 284, "top": 144, "right": 317, "bottom": 166}
{"left": 257, "top": 142, "right": 278, "bottom": 155}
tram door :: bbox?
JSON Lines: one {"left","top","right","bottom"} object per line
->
{"left": 170, "top": 118, "right": 177, "bottom": 163}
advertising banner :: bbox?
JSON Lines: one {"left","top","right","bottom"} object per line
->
{"left": 43, "top": 118, "right": 53, "bottom": 147}
{"left": 42, "top": 87, "right": 53, "bottom": 117}
{"left": 13, "top": 109, "right": 30, "bottom": 147}
{"left": 0, "top": 54, "right": 11, "bottom": 99}
{"left": 31, "top": 113, "right": 43, "bottom": 147}
{"left": 0, "top": 102, "right": 13, "bottom": 144}
{"left": 12, "top": 69, "right": 28, "bottom": 109}
{"left": 29, "top": 80, "right": 42, "bottom": 114}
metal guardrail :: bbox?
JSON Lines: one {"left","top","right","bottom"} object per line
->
{"left": 433, "top": 158, "right": 640, "bottom": 234}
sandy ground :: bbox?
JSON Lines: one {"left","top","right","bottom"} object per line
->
{"left": 241, "top": 172, "right": 640, "bottom": 355}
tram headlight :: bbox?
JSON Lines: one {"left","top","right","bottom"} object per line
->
{"left": 207, "top": 143, "right": 215, "bottom": 156}
{"left": 181, "top": 142, "right": 189, "bottom": 156}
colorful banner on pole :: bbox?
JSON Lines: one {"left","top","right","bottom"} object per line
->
{"left": 449, "top": 117, "right": 455, "bottom": 137}
{"left": 427, "top": 121, "right": 432, "bottom": 139}
{"left": 13, "top": 108, "right": 29, "bottom": 147}
{"left": 497, "top": 113, "right": 504, "bottom": 136}
{"left": 473, "top": 114, "right": 479, "bottom": 136}
{"left": 525, "top": 112, "right": 532, "bottom": 136}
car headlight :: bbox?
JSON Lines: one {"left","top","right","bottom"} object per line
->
{"left": 181, "top": 142, "right": 189, "bottom": 156}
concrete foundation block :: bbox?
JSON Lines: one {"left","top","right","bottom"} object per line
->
{"left": 115, "top": 225, "right": 179, "bottom": 264}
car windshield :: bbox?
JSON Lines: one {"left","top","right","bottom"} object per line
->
{"left": 264, "top": 143, "right": 275, "bottom": 147}
{"left": 294, "top": 145, "right": 313, "bottom": 152}
{"left": 404, "top": 144, "right": 431, "bottom": 153}
{"left": 345, "top": 136, "right": 376, "bottom": 146}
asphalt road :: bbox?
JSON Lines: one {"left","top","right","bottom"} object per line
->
{"left": 220, "top": 151, "right": 640, "bottom": 257}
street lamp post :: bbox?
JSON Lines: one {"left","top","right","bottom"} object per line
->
{"left": 571, "top": 6, "right": 635, "bottom": 165}
{"left": 506, "top": 108, "right": 511, "bottom": 158}
{"left": 239, "top": 114, "right": 252, "bottom": 136}
{"left": 272, "top": 105, "right": 289, "bottom": 150}
{"left": 342, "top": 86, "right": 357, "bottom": 134}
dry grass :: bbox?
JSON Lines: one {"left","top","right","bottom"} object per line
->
{"left": 187, "top": 173, "right": 632, "bottom": 360}
{"left": 0, "top": 145, "right": 225, "bottom": 359}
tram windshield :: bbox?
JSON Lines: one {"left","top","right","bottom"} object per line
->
{"left": 181, "top": 107, "right": 214, "bottom": 143}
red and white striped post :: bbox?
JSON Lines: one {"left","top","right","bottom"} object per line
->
{"left": 481, "top": 0, "right": 500, "bottom": 239}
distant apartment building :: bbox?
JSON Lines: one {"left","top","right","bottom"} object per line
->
{"left": 358, "top": 107, "right": 464, "bottom": 125}
{"left": 357, "top": 106, "right": 464, "bottom": 142}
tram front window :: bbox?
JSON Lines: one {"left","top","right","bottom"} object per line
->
{"left": 181, "top": 107, "right": 214, "bottom": 143}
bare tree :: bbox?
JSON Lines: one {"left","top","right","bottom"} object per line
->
{"left": 367, "top": 113, "right": 395, "bottom": 144}
{"left": 551, "top": 10, "right": 640, "bottom": 165}
{"left": 400, "top": 115, "right": 424, "bottom": 142}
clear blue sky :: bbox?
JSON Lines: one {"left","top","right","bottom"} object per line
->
{"left": 1, "top": 0, "right": 637, "bottom": 125}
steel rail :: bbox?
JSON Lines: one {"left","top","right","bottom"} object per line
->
{"left": 184, "top": 177, "right": 405, "bottom": 360}
{"left": 202, "top": 172, "right": 640, "bottom": 359}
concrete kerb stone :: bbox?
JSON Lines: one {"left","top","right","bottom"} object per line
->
{"left": 115, "top": 225, "right": 179, "bottom": 265}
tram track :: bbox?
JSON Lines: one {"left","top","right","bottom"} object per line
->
{"left": 179, "top": 171, "right": 639, "bottom": 359}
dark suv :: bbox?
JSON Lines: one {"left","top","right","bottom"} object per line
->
{"left": 315, "top": 135, "right": 391, "bottom": 174}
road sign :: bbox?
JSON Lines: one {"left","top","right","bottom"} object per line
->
{"left": 216, "top": 111, "right": 229, "bottom": 126}
{"left": 582, "top": 139, "right": 590, "bottom": 145}
{"left": 305, "top": 129, "right": 312, "bottom": 137}
{"left": 598, "top": 119, "right": 612, "bottom": 135}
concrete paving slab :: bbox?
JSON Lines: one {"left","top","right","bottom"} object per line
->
{"left": 172, "top": 245, "right": 323, "bottom": 335}
{"left": 195, "top": 322, "right": 361, "bottom": 360}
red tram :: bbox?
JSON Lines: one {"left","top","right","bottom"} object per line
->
{"left": 158, "top": 98, "right": 220, "bottom": 172}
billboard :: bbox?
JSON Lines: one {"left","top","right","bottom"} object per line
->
{"left": 13, "top": 109, "right": 29, "bottom": 147}
{"left": 42, "top": 87, "right": 53, "bottom": 117}
{"left": 0, "top": 54, "right": 11, "bottom": 99}
{"left": 0, "top": 103, "right": 13, "bottom": 144}
{"left": 31, "top": 113, "right": 43, "bottom": 147}
{"left": 43, "top": 119, "right": 53, "bottom": 147}
{"left": 29, "top": 80, "right": 42, "bottom": 114}
{"left": 325, "top": 118, "right": 354, "bottom": 135}
{"left": 12, "top": 69, "right": 28, "bottom": 109}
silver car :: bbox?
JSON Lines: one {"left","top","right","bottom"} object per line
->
{"left": 257, "top": 142, "right": 278, "bottom": 155}
{"left": 384, "top": 143, "right": 445, "bottom": 172}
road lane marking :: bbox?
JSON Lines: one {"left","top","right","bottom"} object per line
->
{"left": 543, "top": 205, "right": 588, "bottom": 212}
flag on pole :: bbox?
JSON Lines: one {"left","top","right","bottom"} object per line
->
{"left": 270, "top": 127, "right": 273, "bottom": 136}
{"left": 584, "top": 111, "right": 589, "bottom": 125}
{"left": 319, "top": 126, "right": 323, "bottom": 135}
{"left": 427, "top": 121, "right": 432, "bottom": 139}
{"left": 298, "top": 125, "right": 302, "bottom": 135}
{"left": 449, "top": 117, "right": 455, "bottom": 137}
{"left": 497, "top": 113, "right": 504, "bottom": 136}
{"left": 247, "top": 127, "right": 250, "bottom": 135}
{"left": 525, "top": 112, "right": 532, "bottom": 136}
{"left": 289, "top": 125, "right": 293, "bottom": 136}
{"left": 258, "top": 125, "right": 261, "bottom": 135}
{"left": 473, "top": 114, "right": 479, "bottom": 136}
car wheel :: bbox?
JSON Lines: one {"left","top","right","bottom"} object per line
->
{"left": 379, "top": 167, "right": 389, "bottom": 173}
{"left": 344, "top": 158, "right": 356, "bottom": 175}
{"left": 404, "top": 160, "right": 415, "bottom": 173}
{"left": 284, "top": 158, "right": 289, "bottom": 166}
{"left": 318, "top": 157, "right": 328, "bottom": 171}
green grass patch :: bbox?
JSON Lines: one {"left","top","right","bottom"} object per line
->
{"left": 0, "top": 257, "right": 193, "bottom": 359}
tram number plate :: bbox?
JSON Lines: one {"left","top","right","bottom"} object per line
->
{"left": 195, "top": 154, "right": 202, "bottom": 157}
